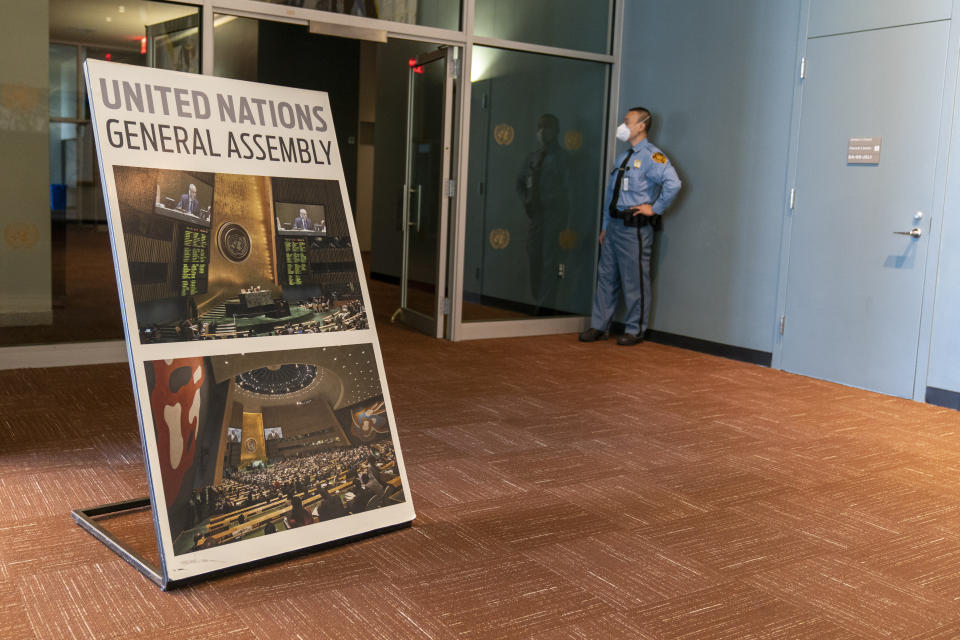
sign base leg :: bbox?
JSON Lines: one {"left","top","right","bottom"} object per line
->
{"left": 71, "top": 497, "right": 167, "bottom": 589}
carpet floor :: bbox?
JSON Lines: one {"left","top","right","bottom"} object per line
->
{"left": 2, "top": 309, "right": 960, "bottom": 638}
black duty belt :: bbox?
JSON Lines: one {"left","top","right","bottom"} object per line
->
{"left": 611, "top": 209, "right": 660, "bottom": 228}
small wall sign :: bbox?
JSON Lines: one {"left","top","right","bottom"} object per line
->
{"left": 847, "top": 137, "right": 882, "bottom": 164}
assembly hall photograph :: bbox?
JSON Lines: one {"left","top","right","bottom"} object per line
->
{"left": 9, "top": 0, "right": 960, "bottom": 639}
{"left": 146, "top": 345, "right": 404, "bottom": 556}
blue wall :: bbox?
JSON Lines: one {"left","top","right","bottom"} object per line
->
{"left": 928, "top": 59, "right": 960, "bottom": 395}
{"left": 619, "top": 0, "right": 802, "bottom": 353}
{"left": 622, "top": 0, "right": 960, "bottom": 399}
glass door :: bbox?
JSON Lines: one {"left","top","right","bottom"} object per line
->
{"left": 398, "top": 47, "right": 455, "bottom": 337}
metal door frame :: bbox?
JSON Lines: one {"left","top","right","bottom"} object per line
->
{"left": 399, "top": 46, "right": 455, "bottom": 338}
{"left": 445, "top": 0, "right": 622, "bottom": 341}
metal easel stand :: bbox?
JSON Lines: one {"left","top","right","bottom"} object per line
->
{"left": 73, "top": 497, "right": 414, "bottom": 591}
{"left": 71, "top": 497, "right": 166, "bottom": 588}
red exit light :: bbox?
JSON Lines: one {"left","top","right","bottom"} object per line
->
{"left": 407, "top": 58, "right": 425, "bottom": 74}
{"left": 141, "top": 36, "right": 147, "bottom": 55}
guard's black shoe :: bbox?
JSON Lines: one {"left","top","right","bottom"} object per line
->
{"left": 616, "top": 333, "right": 642, "bottom": 346}
{"left": 578, "top": 328, "right": 608, "bottom": 342}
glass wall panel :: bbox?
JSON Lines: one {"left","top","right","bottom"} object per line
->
{"left": 249, "top": 0, "right": 461, "bottom": 31}
{"left": 49, "top": 122, "right": 104, "bottom": 224}
{"left": 213, "top": 15, "right": 260, "bottom": 82}
{"left": 0, "top": 0, "right": 201, "bottom": 347}
{"left": 474, "top": 0, "right": 611, "bottom": 54}
{"left": 5, "top": 0, "right": 617, "bottom": 350}
{"left": 49, "top": 44, "right": 78, "bottom": 119}
{"left": 464, "top": 47, "right": 607, "bottom": 321}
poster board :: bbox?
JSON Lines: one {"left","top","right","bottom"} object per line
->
{"left": 81, "top": 59, "right": 415, "bottom": 587}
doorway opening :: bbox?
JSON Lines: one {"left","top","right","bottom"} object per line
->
{"left": 215, "top": 16, "right": 460, "bottom": 337}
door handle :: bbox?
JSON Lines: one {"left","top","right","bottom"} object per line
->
{"left": 404, "top": 185, "right": 422, "bottom": 231}
{"left": 893, "top": 228, "right": 922, "bottom": 238}
{"left": 414, "top": 184, "right": 422, "bottom": 232}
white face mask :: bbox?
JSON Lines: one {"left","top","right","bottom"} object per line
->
{"left": 615, "top": 115, "right": 650, "bottom": 142}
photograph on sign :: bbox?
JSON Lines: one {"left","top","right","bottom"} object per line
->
{"left": 147, "top": 344, "right": 405, "bottom": 556}
{"left": 113, "top": 166, "right": 366, "bottom": 344}
{"left": 81, "top": 58, "right": 415, "bottom": 586}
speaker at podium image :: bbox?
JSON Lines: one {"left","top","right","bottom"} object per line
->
{"left": 113, "top": 166, "right": 367, "bottom": 344}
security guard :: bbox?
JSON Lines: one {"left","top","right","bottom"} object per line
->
{"left": 579, "top": 107, "right": 681, "bottom": 345}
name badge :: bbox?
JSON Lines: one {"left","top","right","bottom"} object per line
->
{"left": 622, "top": 177, "right": 629, "bottom": 192}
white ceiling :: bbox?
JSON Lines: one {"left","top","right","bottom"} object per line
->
{"left": 50, "top": 0, "right": 199, "bottom": 50}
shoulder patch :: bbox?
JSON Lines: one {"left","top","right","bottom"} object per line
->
{"left": 651, "top": 152, "right": 667, "bottom": 164}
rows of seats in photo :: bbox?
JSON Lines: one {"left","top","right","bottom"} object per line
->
{"left": 112, "top": 166, "right": 368, "bottom": 343}
{"left": 143, "top": 344, "right": 403, "bottom": 555}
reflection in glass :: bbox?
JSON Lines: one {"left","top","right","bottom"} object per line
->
{"left": 464, "top": 47, "right": 607, "bottom": 321}
{"left": 0, "top": 0, "right": 202, "bottom": 346}
{"left": 516, "top": 113, "right": 571, "bottom": 308}
{"left": 147, "top": 13, "right": 200, "bottom": 73}
{"left": 49, "top": 123, "right": 103, "bottom": 224}
{"left": 49, "top": 43, "right": 78, "bottom": 119}
{"left": 213, "top": 15, "right": 259, "bottom": 82}
{"left": 247, "top": 0, "right": 460, "bottom": 31}
{"left": 474, "top": 0, "right": 611, "bottom": 54}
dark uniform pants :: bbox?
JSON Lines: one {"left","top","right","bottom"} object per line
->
{"left": 590, "top": 220, "right": 654, "bottom": 336}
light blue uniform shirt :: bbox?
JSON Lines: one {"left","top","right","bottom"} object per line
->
{"left": 601, "top": 138, "right": 682, "bottom": 231}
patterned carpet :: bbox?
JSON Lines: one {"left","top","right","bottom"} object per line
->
{"left": 3, "top": 311, "right": 960, "bottom": 638}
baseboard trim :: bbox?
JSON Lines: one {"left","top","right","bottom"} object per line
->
{"left": 925, "top": 387, "right": 960, "bottom": 411}
{"left": 370, "top": 271, "right": 400, "bottom": 285}
{"left": 607, "top": 322, "right": 773, "bottom": 367}
{"left": 0, "top": 340, "right": 127, "bottom": 369}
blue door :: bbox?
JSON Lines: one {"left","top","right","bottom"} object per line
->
{"left": 781, "top": 21, "right": 949, "bottom": 398}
